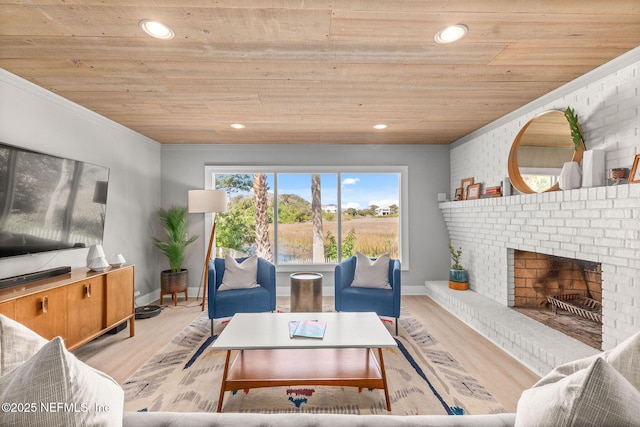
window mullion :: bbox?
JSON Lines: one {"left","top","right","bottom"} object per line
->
{"left": 337, "top": 172, "right": 342, "bottom": 261}
{"left": 273, "top": 173, "right": 279, "bottom": 265}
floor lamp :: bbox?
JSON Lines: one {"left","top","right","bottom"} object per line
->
{"left": 188, "top": 189, "right": 227, "bottom": 311}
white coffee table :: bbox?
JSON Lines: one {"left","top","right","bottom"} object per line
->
{"left": 211, "top": 311, "right": 397, "bottom": 412}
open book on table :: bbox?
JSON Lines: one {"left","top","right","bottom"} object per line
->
{"left": 288, "top": 319, "right": 327, "bottom": 339}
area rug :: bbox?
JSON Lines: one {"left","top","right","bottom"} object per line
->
{"left": 123, "top": 308, "right": 506, "bottom": 415}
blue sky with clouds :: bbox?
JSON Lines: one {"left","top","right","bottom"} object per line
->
{"left": 217, "top": 173, "right": 399, "bottom": 209}
{"left": 267, "top": 173, "right": 399, "bottom": 210}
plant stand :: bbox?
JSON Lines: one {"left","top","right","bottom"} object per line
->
{"left": 160, "top": 269, "right": 188, "bottom": 306}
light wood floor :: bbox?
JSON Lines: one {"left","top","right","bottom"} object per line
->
{"left": 74, "top": 295, "right": 540, "bottom": 412}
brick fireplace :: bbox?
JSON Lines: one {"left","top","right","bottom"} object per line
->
{"left": 436, "top": 184, "right": 640, "bottom": 375}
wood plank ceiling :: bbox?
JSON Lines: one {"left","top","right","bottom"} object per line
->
{"left": 1, "top": 1, "right": 639, "bottom": 144}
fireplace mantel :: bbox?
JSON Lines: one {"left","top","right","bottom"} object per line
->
{"left": 439, "top": 183, "right": 640, "bottom": 351}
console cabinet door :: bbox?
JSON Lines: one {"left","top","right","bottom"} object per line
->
{"left": 67, "top": 276, "right": 105, "bottom": 348}
{"left": 0, "top": 300, "right": 15, "bottom": 318}
{"left": 15, "top": 286, "right": 67, "bottom": 343}
{"left": 105, "top": 266, "right": 134, "bottom": 328}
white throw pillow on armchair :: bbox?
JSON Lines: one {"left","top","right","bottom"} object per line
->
{"left": 351, "top": 252, "right": 391, "bottom": 289}
{"left": 218, "top": 254, "right": 260, "bottom": 291}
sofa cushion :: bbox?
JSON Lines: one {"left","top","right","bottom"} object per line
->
{"left": 515, "top": 357, "right": 640, "bottom": 427}
{"left": 604, "top": 330, "right": 640, "bottom": 390}
{"left": 0, "top": 337, "right": 124, "bottom": 426}
{"left": 0, "top": 314, "right": 48, "bottom": 377}
{"left": 218, "top": 254, "right": 259, "bottom": 291}
{"left": 351, "top": 252, "right": 391, "bottom": 289}
{"left": 123, "top": 411, "right": 518, "bottom": 427}
{"left": 534, "top": 330, "right": 640, "bottom": 391}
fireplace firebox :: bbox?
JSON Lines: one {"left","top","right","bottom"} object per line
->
{"left": 512, "top": 250, "right": 602, "bottom": 349}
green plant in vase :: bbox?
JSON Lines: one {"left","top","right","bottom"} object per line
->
{"left": 448, "top": 244, "right": 468, "bottom": 290}
{"left": 564, "top": 106, "right": 586, "bottom": 151}
{"left": 153, "top": 205, "right": 198, "bottom": 305}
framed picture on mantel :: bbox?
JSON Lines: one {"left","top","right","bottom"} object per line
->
{"left": 454, "top": 188, "right": 463, "bottom": 201}
{"left": 460, "top": 177, "right": 474, "bottom": 200}
{"left": 467, "top": 183, "right": 481, "bottom": 200}
{"left": 630, "top": 154, "right": 640, "bottom": 183}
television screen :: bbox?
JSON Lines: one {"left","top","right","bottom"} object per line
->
{"left": 0, "top": 142, "right": 109, "bottom": 258}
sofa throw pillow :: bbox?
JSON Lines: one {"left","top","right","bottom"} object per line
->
{"left": 604, "top": 330, "right": 640, "bottom": 390}
{"left": 534, "top": 331, "right": 640, "bottom": 391}
{"left": 0, "top": 337, "right": 124, "bottom": 426}
{"left": 515, "top": 357, "right": 640, "bottom": 427}
{"left": 0, "top": 314, "right": 48, "bottom": 378}
{"left": 351, "top": 252, "right": 391, "bottom": 289}
{"left": 218, "top": 254, "right": 259, "bottom": 291}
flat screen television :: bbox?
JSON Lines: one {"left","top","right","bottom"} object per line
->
{"left": 0, "top": 142, "right": 109, "bottom": 259}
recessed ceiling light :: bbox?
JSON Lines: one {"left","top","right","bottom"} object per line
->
{"left": 373, "top": 124, "right": 388, "bottom": 130}
{"left": 230, "top": 123, "right": 246, "bottom": 129}
{"left": 434, "top": 24, "right": 468, "bottom": 44}
{"left": 139, "top": 20, "right": 174, "bottom": 40}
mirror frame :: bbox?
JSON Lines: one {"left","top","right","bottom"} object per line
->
{"left": 508, "top": 110, "right": 584, "bottom": 194}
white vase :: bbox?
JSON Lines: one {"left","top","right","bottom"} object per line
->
{"left": 581, "top": 149, "right": 605, "bottom": 188}
{"left": 86, "top": 244, "right": 105, "bottom": 267}
{"left": 89, "top": 256, "right": 109, "bottom": 272}
{"left": 109, "top": 253, "right": 126, "bottom": 267}
{"left": 559, "top": 161, "right": 582, "bottom": 190}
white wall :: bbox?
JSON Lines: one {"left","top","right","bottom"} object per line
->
{"left": 160, "top": 144, "right": 451, "bottom": 293}
{"left": 0, "top": 70, "right": 162, "bottom": 299}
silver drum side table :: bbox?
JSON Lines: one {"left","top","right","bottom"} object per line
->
{"left": 290, "top": 272, "right": 323, "bottom": 312}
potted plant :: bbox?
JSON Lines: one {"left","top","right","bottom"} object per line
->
{"left": 153, "top": 205, "right": 198, "bottom": 304}
{"left": 564, "top": 106, "right": 585, "bottom": 151}
{"left": 566, "top": 106, "right": 604, "bottom": 188}
{"left": 558, "top": 107, "right": 585, "bottom": 190}
{"left": 448, "top": 244, "right": 468, "bottom": 290}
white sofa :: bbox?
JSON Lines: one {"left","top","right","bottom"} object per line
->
{"left": 2, "top": 314, "right": 639, "bottom": 427}
{"left": 123, "top": 412, "right": 516, "bottom": 426}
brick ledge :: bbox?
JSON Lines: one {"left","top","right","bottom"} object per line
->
{"left": 424, "top": 281, "right": 599, "bottom": 377}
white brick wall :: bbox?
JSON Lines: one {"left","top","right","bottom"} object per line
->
{"left": 450, "top": 56, "right": 639, "bottom": 195}
{"left": 439, "top": 184, "right": 640, "bottom": 351}
{"left": 442, "top": 51, "right": 640, "bottom": 353}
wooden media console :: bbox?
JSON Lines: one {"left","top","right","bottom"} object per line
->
{"left": 0, "top": 265, "right": 135, "bottom": 350}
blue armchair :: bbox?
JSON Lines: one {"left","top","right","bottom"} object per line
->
{"left": 334, "top": 256, "right": 401, "bottom": 335}
{"left": 207, "top": 256, "right": 276, "bottom": 335}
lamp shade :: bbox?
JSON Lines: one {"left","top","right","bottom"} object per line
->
{"left": 188, "top": 189, "right": 227, "bottom": 213}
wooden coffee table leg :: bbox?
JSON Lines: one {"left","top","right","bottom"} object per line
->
{"left": 217, "top": 350, "right": 232, "bottom": 412}
{"left": 377, "top": 348, "right": 392, "bottom": 411}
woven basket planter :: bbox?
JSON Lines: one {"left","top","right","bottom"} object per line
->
{"left": 160, "top": 269, "right": 188, "bottom": 294}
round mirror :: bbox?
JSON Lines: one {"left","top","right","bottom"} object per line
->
{"left": 508, "top": 110, "right": 584, "bottom": 193}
